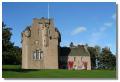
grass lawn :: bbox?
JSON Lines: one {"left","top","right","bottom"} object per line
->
{"left": 2, "top": 65, "right": 116, "bottom": 78}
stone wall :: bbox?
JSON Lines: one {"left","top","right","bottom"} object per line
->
{"left": 22, "top": 18, "right": 60, "bottom": 69}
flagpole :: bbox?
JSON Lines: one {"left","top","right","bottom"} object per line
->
{"left": 48, "top": 2, "right": 49, "bottom": 19}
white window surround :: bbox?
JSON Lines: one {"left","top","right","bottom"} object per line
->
{"left": 32, "top": 50, "right": 43, "bottom": 60}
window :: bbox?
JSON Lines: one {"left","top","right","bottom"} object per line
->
{"left": 45, "top": 23, "right": 49, "bottom": 27}
{"left": 32, "top": 50, "right": 43, "bottom": 60}
{"left": 38, "top": 22, "right": 43, "bottom": 27}
{"left": 33, "top": 52, "right": 36, "bottom": 60}
{"left": 38, "top": 50, "right": 41, "bottom": 59}
{"left": 36, "top": 50, "right": 39, "bottom": 60}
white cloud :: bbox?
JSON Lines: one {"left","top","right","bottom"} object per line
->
{"left": 99, "top": 22, "right": 112, "bottom": 32}
{"left": 90, "top": 32, "right": 103, "bottom": 43}
{"left": 88, "top": 14, "right": 115, "bottom": 49}
{"left": 104, "top": 22, "right": 112, "bottom": 27}
{"left": 100, "top": 27, "right": 107, "bottom": 32}
{"left": 89, "top": 23, "right": 112, "bottom": 44}
{"left": 71, "top": 26, "right": 86, "bottom": 35}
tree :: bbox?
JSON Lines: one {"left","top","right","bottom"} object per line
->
{"left": 2, "top": 22, "right": 13, "bottom": 49}
{"left": 2, "top": 22, "right": 22, "bottom": 65}
{"left": 12, "top": 46, "right": 22, "bottom": 64}
{"left": 88, "top": 45, "right": 116, "bottom": 70}
{"left": 99, "top": 47, "right": 116, "bottom": 69}
{"left": 94, "top": 45, "right": 101, "bottom": 68}
{"left": 2, "top": 22, "right": 13, "bottom": 64}
{"left": 87, "top": 47, "right": 96, "bottom": 69}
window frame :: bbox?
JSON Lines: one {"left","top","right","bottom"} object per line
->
{"left": 32, "top": 50, "right": 44, "bottom": 60}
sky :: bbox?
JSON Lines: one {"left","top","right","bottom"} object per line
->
{"left": 2, "top": 2, "right": 116, "bottom": 54}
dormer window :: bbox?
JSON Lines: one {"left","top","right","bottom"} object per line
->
{"left": 38, "top": 22, "right": 43, "bottom": 27}
{"left": 45, "top": 23, "right": 49, "bottom": 27}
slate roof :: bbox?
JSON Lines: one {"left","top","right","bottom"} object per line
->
{"left": 60, "top": 46, "right": 90, "bottom": 56}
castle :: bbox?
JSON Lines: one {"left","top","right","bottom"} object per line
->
{"left": 21, "top": 17, "right": 91, "bottom": 70}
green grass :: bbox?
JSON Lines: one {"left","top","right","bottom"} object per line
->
{"left": 2, "top": 65, "right": 21, "bottom": 69}
{"left": 2, "top": 65, "right": 116, "bottom": 78}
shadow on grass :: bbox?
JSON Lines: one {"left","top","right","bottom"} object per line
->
{"left": 2, "top": 69, "right": 42, "bottom": 73}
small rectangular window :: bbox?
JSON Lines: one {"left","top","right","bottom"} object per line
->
{"left": 38, "top": 22, "right": 43, "bottom": 27}
{"left": 36, "top": 50, "right": 39, "bottom": 60}
{"left": 32, "top": 50, "right": 43, "bottom": 60}
{"left": 33, "top": 52, "right": 36, "bottom": 60}
{"left": 45, "top": 23, "right": 49, "bottom": 27}
{"left": 38, "top": 51, "right": 41, "bottom": 60}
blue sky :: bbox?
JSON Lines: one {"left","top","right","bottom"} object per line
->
{"left": 2, "top": 2, "right": 116, "bottom": 54}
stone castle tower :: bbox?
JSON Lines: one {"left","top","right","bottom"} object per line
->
{"left": 21, "top": 17, "right": 61, "bottom": 69}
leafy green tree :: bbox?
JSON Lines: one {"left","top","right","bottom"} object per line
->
{"left": 87, "top": 45, "right": 116, "bottom": 70}
{"left": 2, "top": 22, "right": 13, "bottom": 64}
{"left": 13, "top": 46, "right": 22, "bottom": 64}
{"left": 99, "top": 47, "right": 116, "bottom": 69}
{"left": 87, "top": 47, "right": 96, "bottom": 69}
{"left": 2, "top": 22, "right": 21, "bottom": 65}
